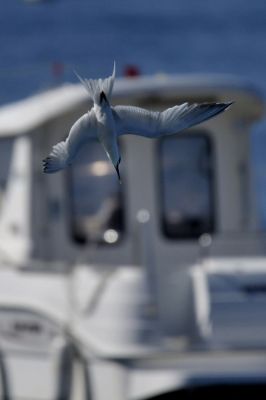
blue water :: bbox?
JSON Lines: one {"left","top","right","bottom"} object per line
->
{"left": 1, "top": 0, "right": 266, "bottom": 222}
{"left": 1, "top": 0, "right": 266, "bottom": 104}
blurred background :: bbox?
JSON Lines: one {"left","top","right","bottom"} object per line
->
{"left": 0, "top": 1, "right": 266, "bottom": 399}
{"left": 0, "top": 0, "right": 266, "bottom": 222}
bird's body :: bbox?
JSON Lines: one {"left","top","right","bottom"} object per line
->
{"left": 94, "top": 100, "right": 121, "bottom": 177}
{"left": 43, "top": 63, "right": 233, "bottom": 181}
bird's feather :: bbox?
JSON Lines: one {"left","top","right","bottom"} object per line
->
{"left": 43, "top": 110, "right": 97, "bottom": 173}
{"left": 74, "top": 61, "right": 116, "bottom": 104}
{"left": 112, "top": 102, "right": 233, "bottom": 138}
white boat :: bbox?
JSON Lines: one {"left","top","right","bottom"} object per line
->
{"left": 0, "top": 73, "right": 265, "bottom": 399}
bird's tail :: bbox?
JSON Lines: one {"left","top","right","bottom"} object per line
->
{"left": 74, "top": 61, "right": 116, "bottom": 105}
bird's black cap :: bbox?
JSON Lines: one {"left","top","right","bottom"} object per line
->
{"left": 100, "top": 91, "right": 108, "bottom": 104}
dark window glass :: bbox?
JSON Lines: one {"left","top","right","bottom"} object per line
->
{"left": 160, "top": 133, "right": 215, "bottom": 239}
{"left": 69, "top": 140, "right": 124, "bottom": 245}
{"left": 0, "top": 138, "right": 14, "bottom": 212}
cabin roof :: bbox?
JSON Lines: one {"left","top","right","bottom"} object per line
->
{"left": 0, "top": 73, "right": 264, "bottom": 137}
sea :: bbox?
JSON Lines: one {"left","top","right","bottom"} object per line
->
{"left": 1, "top": 0, "right": 266, "bottom": 222}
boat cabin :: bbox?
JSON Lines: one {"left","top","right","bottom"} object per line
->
{"left": 0, "top": 74, "right": 265, "bottom": 399}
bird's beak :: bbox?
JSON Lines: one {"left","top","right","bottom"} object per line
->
{"left": 115, "top": 158, "right": 121, "bottom": 184}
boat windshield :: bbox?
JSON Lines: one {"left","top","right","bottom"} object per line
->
{"left": 69, "top": 139, "right": 124, "bottom": 245}
{"left": 160, "top": 132, "right": 215, "bottom": 239}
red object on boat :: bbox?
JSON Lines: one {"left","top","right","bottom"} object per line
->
{"left": 124, "top": 65, "right": 141, "bottom": 77}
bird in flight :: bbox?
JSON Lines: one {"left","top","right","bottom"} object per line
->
{"left": 43, "top": 63, "right": 232, "bottom": 182}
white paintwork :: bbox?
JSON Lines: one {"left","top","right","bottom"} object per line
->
{"left": 0, "top": 136, "right": 33, "bottom": 264}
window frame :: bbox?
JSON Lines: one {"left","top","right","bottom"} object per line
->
{"left": 66, "top": 139, "right": 126, "bottom": 247}
{"left": 157, "top": 130, "right": 216, "bottom": 240}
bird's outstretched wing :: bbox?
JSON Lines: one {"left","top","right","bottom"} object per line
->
{"left": 43, "top": 110, "right": 97, "bottom": 173}
{"left": 112, "top": 102, "right": 233, "bottom": 138}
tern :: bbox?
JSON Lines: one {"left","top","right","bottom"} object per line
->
{"left": 43, "top": 63, "right": 233, "bottom": 182}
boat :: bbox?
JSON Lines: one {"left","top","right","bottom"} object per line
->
{"left": 0, "top": 72, "right": 265, "bottom": 399}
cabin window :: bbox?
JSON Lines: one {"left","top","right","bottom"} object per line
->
{"left": 160, "top": 132, "right": 215, "bottom": 239}
{"left": 69, "top": 139, "right": 124, "bottom": 245}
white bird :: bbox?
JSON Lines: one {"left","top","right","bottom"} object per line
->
{"left": 43, "top": 63, "right": 233, "bottom": 182}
